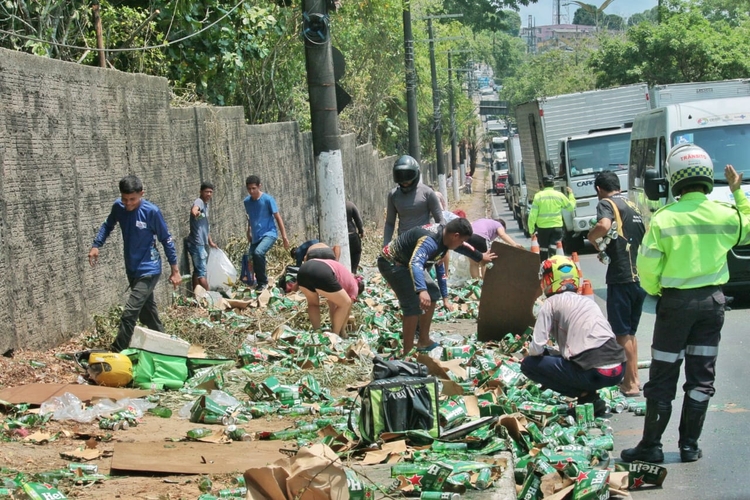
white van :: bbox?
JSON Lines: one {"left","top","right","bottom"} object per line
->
{"left": 628, "top": 96, "right": 750, "bottom": 292}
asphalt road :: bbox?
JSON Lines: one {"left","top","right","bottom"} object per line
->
{"left": 490, "top": 190, "right": 750, "bottom": 500}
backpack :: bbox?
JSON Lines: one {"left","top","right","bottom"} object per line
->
{"left": 356, "top": 375, "right": 440, "bottom": 444}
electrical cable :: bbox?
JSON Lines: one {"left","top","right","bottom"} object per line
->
{"left": 0, "top": 0, "right": 245, "bottom": 53}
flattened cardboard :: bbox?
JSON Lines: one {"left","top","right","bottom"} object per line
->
{"left": 0, "top": 383, "right": 151, "bottom": 405}
{"left": 110, "top": 441, "right": 286, "bottom": 474}
{"left": 478, "top": 242, "right": 540, "bottom": 341}
{"left": 243, "top": 444, "right": 348, "bottom": 500}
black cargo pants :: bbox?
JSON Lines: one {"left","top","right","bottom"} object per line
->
{"left": 643, "top": 286, "right": 725, "bottom": 403}
{"left": 111, "top": 274, "right": 164, "bottom": 352}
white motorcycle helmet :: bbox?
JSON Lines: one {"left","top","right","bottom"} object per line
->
{"left": 665, "top": 143, "right": 715, "bottom": 198}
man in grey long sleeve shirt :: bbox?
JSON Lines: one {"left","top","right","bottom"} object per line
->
{"left": 383, "top": 155, "right": 444, "bottom": 246}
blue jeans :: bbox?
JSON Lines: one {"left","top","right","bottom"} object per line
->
{"left": 248, "top": 235, "right": 277, "bottom": 286}
{"left": 187, "top": 244, "right": 208, "bottom": 278}
{"left": 521, "top": 354, "right": 625, "bottom": 398}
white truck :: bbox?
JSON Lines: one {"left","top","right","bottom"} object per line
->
{"left": 505, "top": 135, "right": 524, "bottom": 221}
{"left": 515, "top": 84, "right": 652, "bottom": 245}
{"left": 629, "top": 91, "right": 750, "bottom": 293}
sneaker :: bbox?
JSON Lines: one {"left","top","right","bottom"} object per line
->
{"left": 255, "top": 284, "right": 267, "bottom": 292}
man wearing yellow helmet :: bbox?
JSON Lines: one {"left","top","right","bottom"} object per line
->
{"left": 521, "top": 255, "right": 626, "bottom": 416}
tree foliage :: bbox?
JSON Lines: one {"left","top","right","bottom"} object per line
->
{"left": 571, "top": 1, "right": 624, "bottom": 29}
{"left": 627, "top": 7, "right": 658, "bottom": 26}
{"left": 500, "top": 46, "right": 597, "bottom": 106}
{"left": 0, "top": 0, "right": 542, "bottom": 159}
{"left": 589, "top": 0, "right": 750, "bottom": 87}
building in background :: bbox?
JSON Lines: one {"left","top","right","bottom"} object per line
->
{"left": 520, "top": 24, "right": 598, "bottom": 53}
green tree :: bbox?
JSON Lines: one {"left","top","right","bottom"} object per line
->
{"left": 589, "top": 6, "right": 750, "bottom": 86}
{"left": 627, "top": 7, "right": 659, "bottom": 26}
{"left": 501, "top": 46, "right": 597, "bottom": 106}
{"left": 573, "top": 4, "right": 598, "bottom": 25}
{"left": 571, "top": 0, "right": 619, "bottom": 27}
{"left": 441, "top": 0, "right": 533, "bottom": 33}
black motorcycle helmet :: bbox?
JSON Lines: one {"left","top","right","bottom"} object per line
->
{"left": 393, "top": 155, "right": 420, "bottom": 192}
{"left": 542, "top": 175, "right": 555, "bottom": 187}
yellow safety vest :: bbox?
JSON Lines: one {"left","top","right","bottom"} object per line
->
{"left": 528, "top": 187, "right": 576, "bottom": 232}
{"left": 637, "top": 190, "right": 750, "bottom": 296}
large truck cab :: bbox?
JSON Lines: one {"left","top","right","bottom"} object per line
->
{"left": 557, "top": 127, "right": 632, "bottom": 247}
{"left": 629, "top": 96, "right": 750, "bottom": 292}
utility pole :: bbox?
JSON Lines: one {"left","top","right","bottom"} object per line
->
{"left": 448, "top": 52, "right": 458, "bottom": 202}
{"left": 302, "top": 0, "right": 350, "bottom": 270}
{"left": 446, "top": 50, "right": 471, "bottom": 202}
{"left": 423, "top": 14, "right": 462, "bottom": 204}
{"left": 403, "top": 1, "right": 420, "bottom": 163}
{"left": 92, "top": 2, "right": 105, "bottom": 68}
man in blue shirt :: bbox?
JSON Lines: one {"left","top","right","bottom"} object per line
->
{"left": 187, "top": 182, "right": 218, "bottom": 292}
{"left": 244, "top": 175, "right": 289, "bottom": 291}
{"left": 88, "top": 175, "right": 181, "bottom": 352}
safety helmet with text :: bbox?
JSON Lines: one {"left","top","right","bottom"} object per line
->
{"left": 87, "top": 352, "right": 133, "bottom": 387}
{"left": 666, "top": 143, "right": 714, "bottom": 198}
{"left": 393, "top": 155, "right": 421, "bottom": 192}
{"left": 539, "top": 255, "right": 580, "bottom": 296}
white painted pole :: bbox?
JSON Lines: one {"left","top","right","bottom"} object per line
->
{"left": 315, "top": 150, "right": 351, "bottom": 272}
{"left": 438, "top": 173, "right": 448, "bottom": 207}
{"left": 452, "top": 168, "right": 460, "bottom": 202}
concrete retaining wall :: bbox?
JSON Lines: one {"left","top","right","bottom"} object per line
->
{"left": 0, "top": 48, "right": 396, "bottom": 350}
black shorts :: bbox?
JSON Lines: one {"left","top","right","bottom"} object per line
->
{"left": 306, "top": 247, "right": 336, "bottom": 261}
{"left": 468, "top": 234, "right": 488, "bottom": 253}
{"left": 297, "top": 260, "right": 342, "bottom": 294}
{"left": 377, "top": 257, "right": 440, "bottom": 317}
{"left": 606, "top": 282, "right": 647, "bottom": 336}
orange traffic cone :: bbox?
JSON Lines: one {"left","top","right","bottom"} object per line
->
{"left": 530, "top": 235, "right": 540, "bottom": 254}
{"left": 555, "top": 241, "right": 565, "bottom": 256}
{"left": 580, "top": 279, "right": 594, "bottom": 297}
{"left": 572, "top": 252, "right": 583, "bottom": 276}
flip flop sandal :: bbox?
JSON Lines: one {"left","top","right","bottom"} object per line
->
{"left": 416, "top": 341, "right": 441, "bottom": 353}
{"left": 621, "top": 390, "right": 642, "bottom": 397}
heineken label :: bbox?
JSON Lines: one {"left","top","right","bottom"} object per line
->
{"left": 442, "top": 345, "right": 475, "bottom": 361}
{"left": 422, "top": 462, "right": 452, "bottom": 492}
{"left": 518, "top": 469, "right": 542, "bottom": 500}
{"left": 345, "top": 469, "right": 376, "bottom": 500}
{"left": 391, "top": 464, "right": 429, "bottom": 492}
{"left": 438, "top": 397, "right": 467, "bottom": 428}
{"left": 572, "top": 468, "right": 609, "bottom": 500}
{"left": 22, "top": 482, "right": 68, "bottom": 500}
{"left": 628, "top": 461, "right": 667, "bottom": 488}
{"left": 243, "top": 381, "right": 264, "bottom": 400}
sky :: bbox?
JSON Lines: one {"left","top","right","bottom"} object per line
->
{"left": 517, "top": 0, "right": 659, "bottom": 27}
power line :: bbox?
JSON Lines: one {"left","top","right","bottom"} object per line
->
{"left": 0, "top": 0, "right": 245, "bottom": 54}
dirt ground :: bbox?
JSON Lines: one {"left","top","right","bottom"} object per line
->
{"left": 0, "top": 168, "right": 491, "bottom": 500}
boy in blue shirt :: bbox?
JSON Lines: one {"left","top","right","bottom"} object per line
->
{"left": 244, "top": 175, "right": 289, "bottom": 291}
{"left": 88, "top": 175, "right": 181, "bottom": 352}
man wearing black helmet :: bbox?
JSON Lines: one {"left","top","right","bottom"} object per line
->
{"left": 383, "top": 155, "right": 444, "bottom": 246}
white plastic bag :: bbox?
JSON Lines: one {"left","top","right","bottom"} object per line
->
{"left": 206, "top": 248, "right": 238, "bottom": 292}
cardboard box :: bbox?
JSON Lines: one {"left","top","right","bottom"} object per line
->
{"left": 128, "top": 326, "right": 190, "bottom": 356}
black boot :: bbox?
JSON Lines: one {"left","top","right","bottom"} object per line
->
{"left": 678, "top": 396, "right": 709, "bottom": 462}
{"left": 620, "top": 399, "right": 672, "bottom": 463}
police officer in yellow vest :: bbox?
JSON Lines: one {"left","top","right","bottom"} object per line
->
{"left": 528, "top": 176, "right": 576, "bottom": 261}
{"left": 621, "top": 144, "right": 750, "bottom": 464}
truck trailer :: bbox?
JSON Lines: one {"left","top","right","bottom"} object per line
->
{"left": 515, "top": 83, "right": 651, "bottom": 247}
